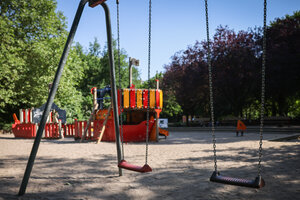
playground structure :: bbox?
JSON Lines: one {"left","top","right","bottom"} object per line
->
{"left": 12, "top": 108, "right": 68, "bottom": 139}
{"left": 12, "top": 85, "right": 169, "bottom": 142}
{"left": 74, "top": 85, "right": 168, "bottom": 142}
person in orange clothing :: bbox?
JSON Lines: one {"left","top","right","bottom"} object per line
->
{"left": 236, "top": 120, "right": 247, "bottom": 136}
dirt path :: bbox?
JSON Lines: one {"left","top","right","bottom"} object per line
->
{"left": 0, "top": 131, "right": 299, "bottom": 199}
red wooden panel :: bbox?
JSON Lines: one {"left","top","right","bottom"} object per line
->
{"left": 130, "top": 89, "right": 136, "bottom": 108}
{"left": 156, "top": 90, "right": 160, "bottom": 108}
{"left": 28, "top": 109, "right": 31, "bottom": 123}
{"left": 143, "top": 90, "right": 148, "bottom": 109}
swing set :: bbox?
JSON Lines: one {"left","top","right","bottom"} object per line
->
{"left": 18, "top": 0, "right": 267, "bottom": 196}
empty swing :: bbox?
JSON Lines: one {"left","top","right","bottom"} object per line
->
{"left": 205, "top": 0, "right": 267, "bottom": 188}
{"left": 116, "top": 0, "right": 153, "bottom": 173}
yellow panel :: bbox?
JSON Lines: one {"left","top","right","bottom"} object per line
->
{"left": 136, "top": 89, "right": 143, "bottom": 109}
{"left": 160, "top": 90, "right": 163, "bottom": 108}
{"left": 123, "top": 89, "right": 129, "bottom": 108}
{"left": 150, "top": 89, "right": 155, "bottom": 108}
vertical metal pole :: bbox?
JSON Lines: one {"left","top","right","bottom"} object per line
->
{"left": 156, "top": 80, "right": 159, "bottom": 141}
{"left": 18, "top": 0, "right": 88, "bottom": 196}
{"left": 101, "top": 2, "right": 123, "bottom": 176}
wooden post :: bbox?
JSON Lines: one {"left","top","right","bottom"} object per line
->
{"left": 25, "top": 109, "right": 28, "bottom": 123}
{"left": 58, "top": 120, "right": 63, "bottom": 139}
{"left": 93, "top": 87, "right": 97, "bottom": 112}
{"left": 19, "top": 109, "right": 23, "bottom": 124}
{"left": 97, "top": 104, "right": 112, "bottom": 144}
{"left": 80, "top": 103, "right": 98, "bottom": 142}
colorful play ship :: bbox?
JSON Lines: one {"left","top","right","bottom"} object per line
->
{"left": 12, "top": 84, "right": 168, "bottom": 142}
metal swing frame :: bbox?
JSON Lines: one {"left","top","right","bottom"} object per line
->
{"left": 18, "top": 0, "right": 124, "bottom": 195}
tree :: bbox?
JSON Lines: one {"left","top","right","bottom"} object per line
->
{"left": 0, "top": 0, "right": 142, "bottom": 128}
{"left": 266, "top": 11, "right": 300, "bottom": 116}
{"left": 164, "top": 26, "right": 262, "bottom": 123}
{"left": 0, "top": 0, "right": 87, "bottom": 125}
{"left": 211, "top": 26, "right": 260, "bottom": 118}
{"left": 75, "top": 38, "right": 139, "bottom": 116}
{"left": 0, "top": 0, "right": 68, "bottom": 124}
{"left": 163, "top": 42, "right": 208, "bottom": 125}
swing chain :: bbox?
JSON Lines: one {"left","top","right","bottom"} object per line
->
{"left": 205, "top": 0, "right": 217, "bottom": 173}
{"left": 145, "top": 0, "right": 152, "bottom": 165}
{"left": 258, "top": 0, "right": 267, "bottom": 176}
{"left": 116, "top": 0, "right": 124, "bottom": 160}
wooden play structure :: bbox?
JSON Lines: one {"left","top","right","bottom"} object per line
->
{"left": 12, "top": 86, "right": 168, "bottom": 142}
{"left": 12, "top": 108, "right": 66, "bottom": 139}
{"left": 75, "top": 85, "right": 168, "bottom": 142}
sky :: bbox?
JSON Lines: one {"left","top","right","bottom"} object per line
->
{"left": 56, "top": 0, "right": 299, "bottom": 81}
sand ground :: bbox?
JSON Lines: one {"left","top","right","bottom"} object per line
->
{"left": 0, "top": 130, "right": 299, "bottom": 200}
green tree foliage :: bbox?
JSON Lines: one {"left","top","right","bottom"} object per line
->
{"left": 140, "top": 72, "right": 182, "bottom": 120}
{"left": 0, "top": 0, "right": 71, "bottom": 124}
{"left": 0, "top": 0, "right": 135, "bottom": 126}
{"left": 75, "top": 38, "right": 137, "bottom": 114}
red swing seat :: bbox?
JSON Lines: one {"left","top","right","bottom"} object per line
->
{"left": 118, "top": 160, "right": 152, "bottom": 173}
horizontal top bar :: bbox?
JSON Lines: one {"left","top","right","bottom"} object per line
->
{"left": 89, "top": 0, "right": 106, "bottom": 8}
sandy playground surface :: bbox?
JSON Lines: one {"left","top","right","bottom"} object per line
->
{"left": 0, "top": 130, "right": 299, "bottom": 200}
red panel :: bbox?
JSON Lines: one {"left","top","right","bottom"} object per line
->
{"left": 54, "top": 124, "right": 59, "bottom": 138}
{"left": 45, "top": 124, "right": 49, "bottom": 138}
{"left": 83, "top": 121, "right": 87, "bottom": 139}
{"left": 93, "top": 117, "right": 155, "bottom": 142}
{"left": 156, "top": 90, "right": 160, "bottom": 108}
{"left": 92, "top": 119, "right": 115, "bottom": 141}
{"left": 74, "top": 119, "right": 79, "bottom": 138}
{"left": 66, "top": 124, "right": 70, "bottom": 137}
{"left": 118, "top": 160, "right": 152, "bottom": 173}
{"left": 51, "top": 124, "right": 54, "bottom": 138}
{"left": 143, "top": 90, "right": 148, "bottom": 109}
{"left": 71, "top": 124, "right": 74, "bottom": 136}
{"left": 12, "top": 123, "right": 36, "bottom": 139}
{"left": 28, "top": 109, "right": 31, "bottom": 123}
{"left": 130, "top": 89, "right": 136, "bottom": 108}
{"left": 88, "top": 123, "right": 92, "bottom": 138}
{"left": 79, "top": 121, "right": 83, "bottom": 138}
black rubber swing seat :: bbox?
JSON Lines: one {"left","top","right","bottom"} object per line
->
{"left": 118, "top": 160, "right": 152, "bottom": 173}
{"left": 210, "top": 171, "right": 265, "bottom": 188}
